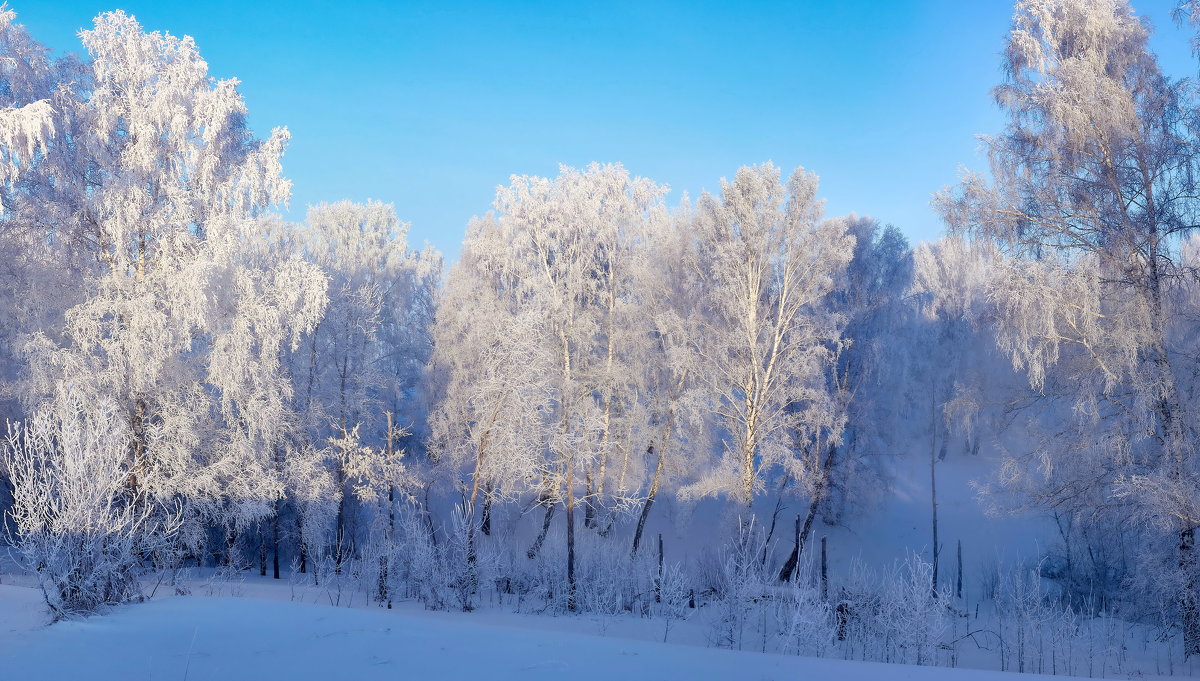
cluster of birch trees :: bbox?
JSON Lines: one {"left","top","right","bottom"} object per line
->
{"left": 2, "top": 0, "right": 1200, "bottom": 659}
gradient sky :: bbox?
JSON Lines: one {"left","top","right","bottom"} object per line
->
{"left": 10, "top": 0, "right": 1198, "bottom": 259}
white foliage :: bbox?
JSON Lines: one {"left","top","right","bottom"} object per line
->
{"left": 683, "top": 164, "right": 855, "bottom": 504}
{"left": 2, "top": 385, "right": 178, "bottom": 618}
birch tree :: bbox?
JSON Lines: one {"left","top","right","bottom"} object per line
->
{"left": 628, "top": 198, "right": 706, "bottom": 555}
{"left": 436, "top": 163, "right": 664, "bottom": 607}
{"left": 938, "top": 0, "right": 1200, "bottom": 651}
{"left": 683, "top": 164, "right": 855, "bottom": 506}
{"left": 429, "top": 215, "right": 554, "bottom": 532}
{"left": 0, "top": 5, "right": 62, "bottom": 431}
{"left": 8, "top": 10, "right": 326, "bottom": 564}
{"left": 292, "top": 200, "right": 439, "bottom": 563}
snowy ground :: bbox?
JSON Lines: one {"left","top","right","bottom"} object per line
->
{"left": 0, "top": 584, "right": 1157, "bottom": 681}
{"left": 1, "top": 437, "right": 1194, "bottom": 679}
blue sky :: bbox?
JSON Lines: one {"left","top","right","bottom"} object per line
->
{"left": 11, "top": 0, "right": 1197, "bottom": 259}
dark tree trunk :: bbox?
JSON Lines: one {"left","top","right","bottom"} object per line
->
{"left": 258, "top": 525, "right": 267, "bottom": 577}
{"left": 272, "top": 471, "right": 281, "bottom": 580}
{"left": 632, "top": 443, "right": 666, "bottom": 556}
{"left": 930, "top": 393, "right": 940, "bottom": 597}
{"left": 778, "top": 514, "right": 803, "bottom": 583}
{"left": 655, "top": 533, "right": 664, "bottom": 603}
{"left": 632, "top": 492, "right": 656, "bottom": 557}
{"left": 1182, "top": 527, "right": 1200, "bottom": 657}
{"left": 820, "top": 536, "right": 828, "bottom": 601}
{"left": 297, "top": 514, "right": 307, "bottom": 574}
{"left": 481, "top": 488, "right": 493, "bottom": 536}
{"left": 956, "top": 539, "right": 963, "bottom": 600}
{"left": 583, "top": 472, "right": 595, "bottom": 530}
{"left": 779, "top": 444, "right": 836, "bottom": 582}
{"left": 526, "top": 499, "right": 556, "bottom": 559}
{"left": 566, "top": 499, "right": 577, "bottom": 611}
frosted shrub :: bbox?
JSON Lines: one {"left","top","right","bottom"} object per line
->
{"left": 879, "top": 554, "right": 949, "bottom": 666}
{"left": 575, "top": 533, "right": 656, "bottom": 616}
{"left": 996, "top": 567, "right": 1045, "bottom": 673}
{"left": 530, "top": 530, "right": 570, "bottom": 614}
{"left": 658, "top": 563, "right": 691, "bottom": 642}
{"left": 836, "top": 556, "right": 948, "bottom": 666}
{"left": 445, "top": 503, "right": 480, "bottom": 612}
{"left": 775, "top": 569, "right": 833, "bottom": 657}
{"left": 395, "top": 504, "right": 449, "bottom": 610}
{"left": 3, "top": 389, "right": 179, "bottom": 619}
{"left": 835, "top": 561, "right": 886, "bottom": 661}
{"left": 709, "top": 518, "right": 769, "bottom": 650}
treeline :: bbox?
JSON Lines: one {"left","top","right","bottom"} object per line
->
{"left": 1, "top": 0, "right": 1200, "bottom": 667}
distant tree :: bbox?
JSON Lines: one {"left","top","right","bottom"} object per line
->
{"left": 780, "top": 217, "right": 911, "bottom": 582}
{"left": 291, "top": 200, "right": 439, "bottom": 563}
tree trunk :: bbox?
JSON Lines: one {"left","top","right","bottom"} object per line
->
{"left": 566, "top": 457, "right": 578, "bottom": 611}
{"left": 526, "top": 498, "right": 556, "bottom": 559}
{"left": 270, "top": 512, "right": 279, "bottom": 579}
{"left": 778, "top": 514, "right": 803, "bottom": 583}
{"left": 632, "top": 492, "right": 656, "bottom": 557}
{"left": 583, "top": 471, "right": 595, "bottom": 530}
{"left": 335, "top": 465, "right": 349, "bottom": 573}
{"left": 655, "top": 533, "right": 664, "bottom": 603}
{"left": 632, "top": 443, "right": 666, "bottom": 556}
{"left": 820, "top": 536, "right": 828, "bottom": 601}
{"left": 481, "top": 491, "right": 493, "bottom": 537}
{"left": 930, "top": 392, "right": 940, "bottom": 596}
{"left": 273, "top": 450, "right": 282, "bottom": 580}
{"left": 956, "top": 539, "right": 963, "bottom": 600}
{"left": 779, "top": 444, "right": 836, "bottom": 582}
{"left": 1182, "top": 526, "right": 1200, "bottom": 657}
{"left": 297, "top": 514, "right": 307, "bottom": 574}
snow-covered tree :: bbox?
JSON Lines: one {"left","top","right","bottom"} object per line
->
{"left": 682, "top": 164, "right": 855, "bottom": 506}
{"left": 428, "top": 215, "right": 554, "bottom": 534}
{"left": 431, "top": 163, "right": 666, "bottom": 607}
{"left": 627, "top": 199, "right": 706, "bottom": 555}
{"left": 0, "top": 5, "right": 66, "bottom": 431}
{"left": 779, "top": 216, "right": 911, "bottom": 581}
{"left": 938, "top": 0, "right": 1200, "bottom": 651}
{"left": 6, "top": 10, "right": 326, "bottom": 564}
{"left": 291, "top": 200, "right": 439, "bottom": 561}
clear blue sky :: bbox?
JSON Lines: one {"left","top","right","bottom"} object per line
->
{"left": 10, "top": 0, "right": 1197, "bottom": 259}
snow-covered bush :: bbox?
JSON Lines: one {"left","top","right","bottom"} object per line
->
{"left": 880, "top": 554, "right": 949, "bottom": 666}
{"left": 995, "top": 564, "right": 1075, "bottom": 674}
{"left": 394, "top": 503, "right": 449, "bottom": 610}
{"left": 574, "top": 532, "right": 657, "bottom": 616}
{"left": 658, "top": 563, "right": 692, "bottom": 643}
{"left": 835, "top": 556, "right": 949, "bottom": 665}
{"left": 708, "top": 518, "right": 770, "bottom": 650}
{"left": 3, "top": 387, "right": 178, "bottom": 618}
{"left": 775, "top": 566, "right": 833, "bottom": 657}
